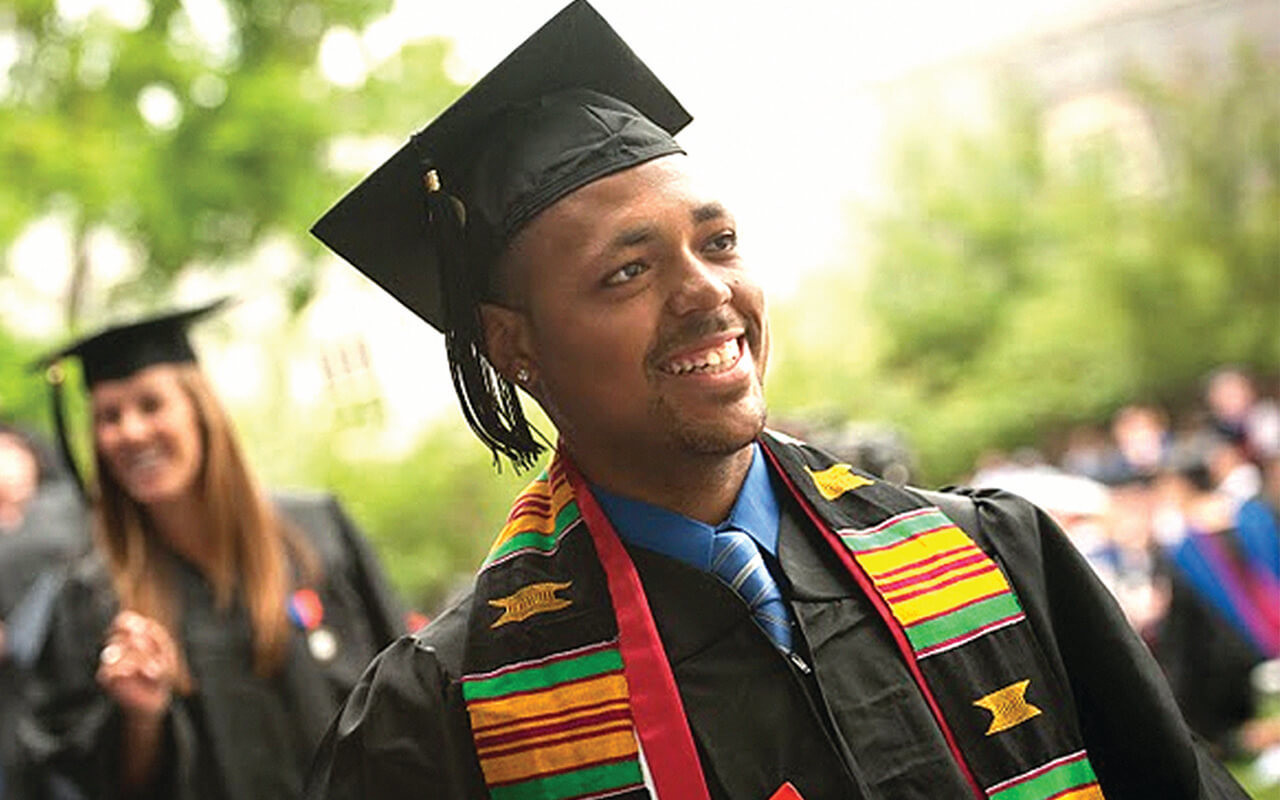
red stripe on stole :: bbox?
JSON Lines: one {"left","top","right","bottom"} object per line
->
{"left": 875, "top": 551, "right": 990, "bottom": 593}
{"left": 487, "top": 752, "right": 642, "bottom": 790}
{"left": 883, "top": 562, "right": 1000, "bottom": 604}
{"left": 477, "top": 719, "right": 637, "bottom": 760}
{"left": 474, "top": 707, "right": 633, "bottom": 749}
{"left": 760, "top": 444, "right": 986, "bottom": 800}
{"left": 507, "top": 494, "right": 553, "bottom": 521}
{"left": 872, "top": 543, "right": 979, "bottom": 580}
{"left": 471, "top": 697, "right": 628, "bottom": 735}
{"left": 564, "top": 456, "right": 713, "bottom": 800}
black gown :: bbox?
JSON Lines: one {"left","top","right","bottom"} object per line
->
{"left": 16, "top": 492, "right": 404, "bottom": 800}
{"left": 305, "top": 486, "right": 1247, "bottom": 799}
{"left": 1, "top": 482, "right": 90, "bottom": 800}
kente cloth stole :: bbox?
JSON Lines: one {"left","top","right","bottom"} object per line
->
{"left": 459, "top": 436, "right": 1105, "bottom": 800}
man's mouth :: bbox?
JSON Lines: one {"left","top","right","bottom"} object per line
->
{"left": 659, "top": 336, "right": 743, "bottom": 376}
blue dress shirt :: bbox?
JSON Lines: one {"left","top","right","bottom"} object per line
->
{"left": 591, "top": 443, "right": 782, "bottom": 569}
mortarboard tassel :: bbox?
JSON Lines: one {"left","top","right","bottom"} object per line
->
{"left": 45, "top": 363, "right": 89, "bottom": 503}
{"left": 423, "top": 167, "right": 546, "bottom": 471}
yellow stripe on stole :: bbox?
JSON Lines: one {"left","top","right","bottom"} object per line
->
{"left": 473, "top": 698, "right": 631, "bottom": 739}
{"left": 488, "top": 479, "right": 575, "bottom": 552}
{"left": 855, "top": 526, "right": 974, "bottom": 578}
{"left": 478, "top": 728, "right": 639, "bottom": 786}
{"left": 467, "top": 674, "right": 630, "bottom": 732}
{"left": 1054, "top": 786, "right": 1104, "bottom": 800}
{"left": 887, "top": 568, "right": 1012, "bottom": 626}
{"left": 865, "top": 543, "right": 985, "bottom": 584}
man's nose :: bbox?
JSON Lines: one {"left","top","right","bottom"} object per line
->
{"left": 666, "top": 251, "right": 732, "bottom": 317}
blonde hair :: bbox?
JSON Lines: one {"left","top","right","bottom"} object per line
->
{"left": 93, "top": 364, "right": 319, "bottom": 687}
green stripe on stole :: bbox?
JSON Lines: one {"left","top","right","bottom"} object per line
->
{"left": 484, "top": 500, "right": 582, "bottom": 566}
{"left": 987, "top": 752, "right": 1100, "bottom": 800}
{"left": 463, "top": 646, "right": 622, "bottom": 701}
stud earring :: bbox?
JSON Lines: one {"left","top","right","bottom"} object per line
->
{"left": 515, "top": 366, "right": 530, "bottom": 384}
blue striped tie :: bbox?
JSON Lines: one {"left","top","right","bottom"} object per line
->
{"left": 710, "top": 527, "right": 793, "bottom": 653}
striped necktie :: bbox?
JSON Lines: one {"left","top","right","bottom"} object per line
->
{"left": 710, "top": 527, "right": 794, "bottom": 653}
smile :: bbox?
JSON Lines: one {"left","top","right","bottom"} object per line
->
{"left": 660, "top": 336, "right": 743, "bottom": 376}
{"left": 121, "top": 447, "right": 167, "bottom": 477}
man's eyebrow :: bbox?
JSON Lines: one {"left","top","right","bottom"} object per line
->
{"left": 692, "top": 202, "right": 728, "bottom": 224}
{"left": 604, "top": 203, "right": 730, "bottom": 252}
{"left": 610, "top": 225, "right": 657, "bottom": 250}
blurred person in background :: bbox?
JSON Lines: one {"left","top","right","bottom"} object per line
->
{"left": 1097, "top": 477, "right": 1171, "bottom": 640}
{"left": 1097, "top": 404, "right": 1172, "bottom": 486}
{"left": 14, "top": 301, "right": 407, "bottom": 800}
{"left": 1205, "top": 430, "right": 1264, "bottom": 511}
{"left": 1148, "top": 448, "right": 1276, "bottom": 753}
{"left": 1, "top": 424, "right": 89, "bottom": 800}
{"left": 1205, "top": 367, "right": 1280, "bottom": 464}
{"left": 0, "top": 426, "right": 40, "bottom": 534}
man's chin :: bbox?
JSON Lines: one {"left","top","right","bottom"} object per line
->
{"left": 666, "top": 405, "right": 768, "bottom": 458}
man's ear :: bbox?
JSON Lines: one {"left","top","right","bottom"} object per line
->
{"left": 478, "top": 302, "right": 536, "bottom": 388}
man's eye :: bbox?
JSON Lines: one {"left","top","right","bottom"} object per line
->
{"left": 603, "top": 262, "right": 648, "bottom": 287}
{"left": 706, "top": 230, "right": 737, "bottom": 253}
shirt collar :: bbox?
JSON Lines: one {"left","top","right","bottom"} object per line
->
{"left": 590, "top": 443, "right": 781, "bottom": 570}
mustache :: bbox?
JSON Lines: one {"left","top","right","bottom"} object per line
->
{"left": 647, "top": 309, "right": 755, "bottom": 367}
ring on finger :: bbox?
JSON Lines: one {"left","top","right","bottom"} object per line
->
{"left": 100, "top": 643, "right": 124, "bottom": 666}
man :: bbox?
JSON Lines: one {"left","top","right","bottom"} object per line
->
{"left": 305, "top": 3, "right": 1246, "bottom": 798}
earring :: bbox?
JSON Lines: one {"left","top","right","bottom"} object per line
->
{"left": 515, "top": 366, "right": 530, "bottom": 384}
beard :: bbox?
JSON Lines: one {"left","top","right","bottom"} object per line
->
{"left": 652, "top": 388, "right": 768, "bottom": 457}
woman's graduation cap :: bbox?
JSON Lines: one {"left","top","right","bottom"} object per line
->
{"left": 310, "top": 0, "right": 692, "bottom": 468}
{"left": 36, "top": 298, "right": 228, "bottom": 499}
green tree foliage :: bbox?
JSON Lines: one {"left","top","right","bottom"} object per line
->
{"left": 0, "top": 324, "right": 47, "bottom": 427}
{"left": 0, "top": 0, "right": 457, "bottom": 325}
{"left": 771, "top": 46, "right": 1279, "bottom": 483}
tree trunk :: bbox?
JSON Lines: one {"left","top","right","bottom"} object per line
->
{"left": 65, "top": 217, "right": 90, "bottom": 331}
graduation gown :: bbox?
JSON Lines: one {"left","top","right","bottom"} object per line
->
{"left": 1, "top": 482, "right": 90, "bottom": 800}
{"left": 17, "top": 492, "right": 404, "bottom": 800}
{"left": 305, "top": 484, "right": 1246, "bottom": 800}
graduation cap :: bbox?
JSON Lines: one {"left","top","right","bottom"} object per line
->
{"left": 310, "top": 0, "right": 692, "bottom": 467}
{"left": 35, "top": 298, "right": 228, "bottom": 499}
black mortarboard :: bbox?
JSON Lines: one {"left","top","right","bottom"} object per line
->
{"left": 35, "top": 298, "right": 228, "bottom": 499}
{"left": 39, "top": 299, "right": 228, "bottom": 387}
{"left": 310, "top": 0, "right": 692, "bottom": 468}
{"left": 310, "top": 0, "right": 691, "bottom": 332}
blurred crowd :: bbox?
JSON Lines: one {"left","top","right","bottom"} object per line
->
{"left": 970, "top": 367, "right": 1280, "bottom": 774}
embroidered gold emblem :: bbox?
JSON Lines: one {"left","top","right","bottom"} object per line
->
{"left": 488, "top": 581, "right": 573, "bottom": 628}
{"left": 973, "top": 679, "right": 1042, "bottom": 735}
{"left": 805, "top": 464, "right": 874, "bottom": 501}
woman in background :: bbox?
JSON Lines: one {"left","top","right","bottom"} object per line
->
{"left": 18, "top": 301, "right": 406, "bottom": 800}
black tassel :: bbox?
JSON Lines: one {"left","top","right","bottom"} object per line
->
{"left": 423, "top": 168, "right": 546, "bottom": 471}
{"left": 46, "top": 364, "right": 89, "bottom": 504}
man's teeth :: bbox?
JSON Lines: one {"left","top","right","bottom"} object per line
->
{"left": 664, "top": 338, "right": 741, "bottom": 375}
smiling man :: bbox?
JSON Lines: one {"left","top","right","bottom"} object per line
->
{"left": 305, "top": 3, "right": 1246, "bottom": 799}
